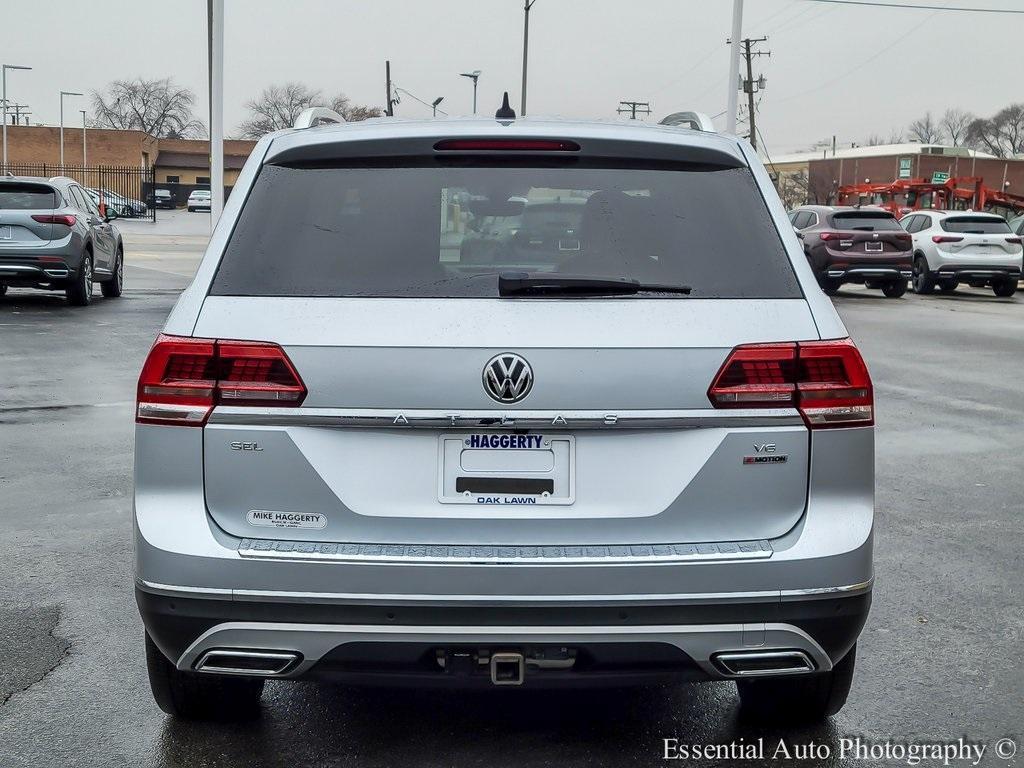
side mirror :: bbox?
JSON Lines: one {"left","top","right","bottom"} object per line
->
{"left": 104, "top": 206, "right": 119, "bottom": 221}
{"left": 793, "top": 227, "right": 804, "bottom": 240}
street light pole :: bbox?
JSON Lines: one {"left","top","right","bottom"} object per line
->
{"left": 431, "top": 97, "right": 444, "bottom": 117}
{"left": 2, "top": 64, "right": 31, "bottom": 169}
{"left": 80, "top": 110, "right": 87, "bottom": 166}
{"left": 521, "top": 0, "right": 537, "bottom": 116}
{"left": 726, "top": 0, "right": 744, "bottom": 135}
{"left": 460, "top": 71, "right": 481, "bottom": 115}
{"left": 208, "top": 0, "right": 225, "bottom": 226}
{"left": 59, "top": 91, "right": 83, "bottom": 172}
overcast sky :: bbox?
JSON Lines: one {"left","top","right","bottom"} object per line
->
{"left": 2, "top": 0, "right": 1021, "bottom": 154}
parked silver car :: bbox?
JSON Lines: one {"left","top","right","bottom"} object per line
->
{"left": 135, "top": 108, "right": 874, "bottom": 723}
{"left": 0, "top": 176, "right": 123, "bottom": 305}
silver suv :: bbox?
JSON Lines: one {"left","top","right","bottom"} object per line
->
{"left": 0, "top": 176, "right": 124, "bottom": 305}
{"left": 135, "top": 106, "right": 874, "bottom": 723}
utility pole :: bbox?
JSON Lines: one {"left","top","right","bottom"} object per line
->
{"left": 385, "top": 60, "right": 394, "bottom": 116}
{"left": 739, "top": 36, "right": 769, "bottom": 150}
{"left": 617, "top": 100, "right": 651, "bottom": 120}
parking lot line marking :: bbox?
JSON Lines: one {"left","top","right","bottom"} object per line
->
{"left": 126, "top": 263, "right": 195, "bottom": 278}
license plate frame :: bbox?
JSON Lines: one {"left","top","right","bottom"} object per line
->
{"left": 438, "top": 433, "right": 575, "bottom": 506}
{"left": 864, "top": 241, "right": 883, "bottom": 252}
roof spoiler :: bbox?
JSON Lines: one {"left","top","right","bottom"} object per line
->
{"left": 293, "top": 107, "right": 346, "bottom": 129}
{"left": 659, "top": 111, "right": 716, "bottom": 132}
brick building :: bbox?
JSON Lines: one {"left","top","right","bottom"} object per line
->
{"left": 154, "top": 137, "right": 256, "bottom": 186}
{"left": 1, "top": 125, "right": 255, "bottom": 184}
{"left": 1, "top": 124, "right": 158, "bottom": 168}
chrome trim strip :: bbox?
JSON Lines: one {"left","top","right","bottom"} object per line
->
{"left": 236, "top": 538, "right": 773, "bottom": 566}
{"left": 780, "top": 578, "right": 873, "bottom": 600}
{"left": 136, "top": 580, "right": 233, "bottom": 598}
{"left": 136, "top": 578, "right": 873, "bottom": 605}
{"left": 207, "top": 406, "right": 803, "bottom": 430}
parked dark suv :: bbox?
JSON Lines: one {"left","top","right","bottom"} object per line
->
{"left": 790, "top": 205, "right": 912, "bottom": 297}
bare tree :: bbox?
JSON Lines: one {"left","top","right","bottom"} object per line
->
{"left": 967, "top": 104, "right": 1024, "bottom": 158}
{"left": 907, "top": 112, "right": 943, "bottom": 144}
{"left": 238, "top": 82, "right": 381, "bottom": 138}
{"left": 328, "top": 93, "right": 383, "bottom": 123}
{"left": 940, "top": 109, "right": 973, "bottom": 146}
{"left": 886, "top": 128, "right": 906, "bottom": 144}
{"left": 864, "top": 133, "right": 886, "bottom": 146}
{"left": 90, "top": 78, "right": 205, "bottom": 138}
{"left": 777, "top": 169, "right": 810, "bottom": 208}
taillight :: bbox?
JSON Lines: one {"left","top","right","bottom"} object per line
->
{"left": 932, "top": 235, "right": 963, "bottom": 244}
{"left": 136, "top": 334, "right": 306, "bottom": 426}
{"left": 708, "top": 339, "right": 873, "bottom": 429}
{"left": 31, "top": 213, "right": 77, "bottom": 226}
{"left": 818, "top": 231, "right": 846, "bottom": 241}
{"left": 895, "top": 232, "right": 912, "bottom": 242}
{"left": 1006, "top": 236, "right": 1022, "bottom": 244}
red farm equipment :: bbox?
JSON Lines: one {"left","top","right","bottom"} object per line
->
{"left": 837, "top": 177, "right": 1024, "bottom": 220}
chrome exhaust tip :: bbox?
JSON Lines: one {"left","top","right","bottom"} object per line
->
{"left": 712, "top": 650, "right": 815, "bottom": 677}
{"left": 194, "top": 649, "right": 300, "bottom": 676}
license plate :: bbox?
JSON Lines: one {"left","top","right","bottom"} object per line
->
{"left": 0, "top": 226, "right": 11, "bottom": 240}
{"left": 865, "top": 241, "right": 883, "bottom": 252}
{"left": 438, "top": 433, "right": 575, "bottom": 506}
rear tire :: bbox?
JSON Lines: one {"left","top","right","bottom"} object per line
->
{"left": 145, "top": 632, "right": 264, "bottom": 720}
{"left": 187, "top": 206, "right": 195, "bottom": 212}
{"left": 101, "top": 247, "right": 123, "bottom": 298}
{"left": 881, "top": 280, "right": 907, "bottom": 298}
{"left": 993, "top": 279, "right": 1018, "bottom": 297}
{"left": 912, "top": 256, "right": 935, "bottom": 294}
{"left": 939, "top": 280, "right": 959, "bottom": 293}
{"left": 66, "top": 253, "right": 93, "bottom": 306}
{"left": 737, "top": 644, "right": 857, "bottom": 723}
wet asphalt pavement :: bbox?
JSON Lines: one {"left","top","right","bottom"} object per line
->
{"left": 0, "top": 232, "right": 1021, "bottom": 766}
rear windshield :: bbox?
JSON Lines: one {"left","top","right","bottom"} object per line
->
{"left": 831, "top": 212, "right": 901, "bottom": 231}
{"left": 940, "top": 216, "right": 1010, "bottom": 234}
{"left": 211, "top": 163, "right": 801, "bottom": 299}
{"left": 0, "top": 183, "right": 58, "bottom": 210}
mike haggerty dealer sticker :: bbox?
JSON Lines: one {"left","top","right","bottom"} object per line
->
{"left": 247, "top": 510, "right": 327, "bottom": 529}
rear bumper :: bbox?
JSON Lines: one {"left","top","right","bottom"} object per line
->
{"left": 137, "top": 586, "right": 870, "bottom": 686}
{"left": 931, "top": 265, "right": 1021, "bottom": 281}
{"left": 0, "top": 248, "right": 82, "bottom": 284}
{"left": 825, "top": 264, "right": 912, "bottom": 282}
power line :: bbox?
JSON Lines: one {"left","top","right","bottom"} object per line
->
{"left": 393, "top": 86, "right": 448, "bottom": 116}
{"left": 772, "top": 11, "right": 937, "bottom": 106}
{"left": 804, "top": 0, "right": 1024, "bottom": 12}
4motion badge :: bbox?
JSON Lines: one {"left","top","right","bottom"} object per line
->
{"left": 743, "top": 442, "right": 788, "bottom": 465}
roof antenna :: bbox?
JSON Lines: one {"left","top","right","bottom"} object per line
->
{"left": 495, "top": 91, "right": 516, "bottom": 120}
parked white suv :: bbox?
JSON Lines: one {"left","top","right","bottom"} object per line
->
{"left": 902, "top": 210, "right": 1022, "bottom": 296}
{"left": 135, "top": 105, "right": 874, "bottom": 724}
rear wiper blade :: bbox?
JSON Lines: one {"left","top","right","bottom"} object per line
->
{"left": 498, "top": 272, "right": 692, "bottom": 296}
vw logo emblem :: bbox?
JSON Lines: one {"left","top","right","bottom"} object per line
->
{"left": 482, "top": 353, "right": 534, "bottom": 404}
